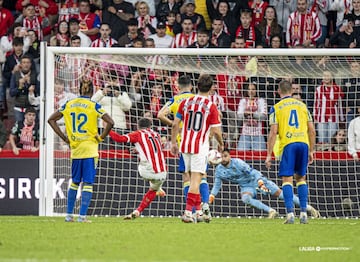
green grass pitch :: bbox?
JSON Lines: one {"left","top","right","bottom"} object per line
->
{"left": 0, "top": 216, "right": 358, "bottom": 262}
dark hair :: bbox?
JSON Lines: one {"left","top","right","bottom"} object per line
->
{"left": 79, "top": 79, "right": 94, "bottom": 96}
{"left": 178, "top": 75, "right": 192, "bottom": 88}
{"left": 20, "top": 54, "right": 33, "bottom": 62}
{"left": 70, "top": 35, "right": 81, "bottom": 42}
{"left": 138, "top": 117, "right": 152, "bottom": 129}
{"left": 197, "top": 74, "right": 213, "bottom": 93}
{"left": 13, "top": 36, "right": 24, "bottom": 46}
{"left": 25, "top": 107, "right": 37, "bottom": 115}
{"left": 222, "top": 148, "right": 230, "bottom": 154}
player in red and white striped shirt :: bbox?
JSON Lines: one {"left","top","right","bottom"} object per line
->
{"left": 171, "top": 74, "right": 224, "bottom": 223}
{"left": 109, "top": 117, "right": 167, "bottom": 220}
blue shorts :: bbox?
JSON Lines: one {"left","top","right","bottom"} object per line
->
{"left": 71, "top": 158, "right": 98, "bottom": 184}
{"left": 178, "top": 153, "right": 185, "bottom": 173}
{"left": 279, "top": 142, "right": 308, "bottom": 177}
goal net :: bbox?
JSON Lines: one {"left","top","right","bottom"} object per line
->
{"left": 40, "top": 46, "right": 360, "bottom": 218}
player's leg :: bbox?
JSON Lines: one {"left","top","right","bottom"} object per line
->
{"left": 125, "top": 179, "right": 163, "bottom": 220}
{"left": 241, "top": 187, "right": 276, "bottom": 217}
{"left": 179, "top": 154, "right": 190, "bottom": 202}
{"left": 277, "top": 191, "right": 320, "bottom": 218}
{"left": 279, "top": 144, "right": 298, "bottom": 224}
{"left": 294, "top": 143, "right": 311, "bottom": 224}
{"left": 182, "top": 153, "right": 206, "bottom": 223}
{"left": 78, "top": 158, "right": 97, "bottom": 223}
{"left": 65, "top": 159, "right": 82, "bottom": 222}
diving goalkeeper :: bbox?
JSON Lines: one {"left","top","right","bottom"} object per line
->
{"left": 209, "top": 149, "right": 320, "bottom": 218}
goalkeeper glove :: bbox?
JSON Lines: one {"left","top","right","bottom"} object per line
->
{"left": 257, "top": 179, "right": 269, "bottom": 193}
{"left": 209, "top": 194, "right": 215, "bottom": 204}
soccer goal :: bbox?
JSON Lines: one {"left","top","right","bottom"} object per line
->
{"left": 39, "top": 45, "right": 360, "bottom": 218}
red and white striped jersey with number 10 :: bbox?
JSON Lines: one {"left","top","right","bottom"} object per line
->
{"left": 177, "top": 95, "right": 221, "bottom": 154}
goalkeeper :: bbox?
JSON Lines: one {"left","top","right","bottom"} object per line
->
{"left": 209, "top": 149, "right": 320, "bottom": 218}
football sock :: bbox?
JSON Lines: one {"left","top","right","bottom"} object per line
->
{"left": 186, "top": 192, "right": 198, "bottom": 212}
{"left": 279, "top": 191, "right": 303, "bottom": 208}
{"left": 241, "top": 194, "right": 271, "bottom": 213}
{"left": 183, "top": 181, "right": 190, "bottom": 202}
{"left": 137, "top": 189, "right": 157, "bottom": 212}
{"left": 282, "top": 182, "right": 294, "bottom": 213}
{"left": 296, "top": 181, "right": 308, "bottom": 213}
{"left": 67, "top": 182, "right": 79, "bottom": 215}
{"left": 79, "top": 183, "right": 93, "bottom": 216}
{"left": 199, "top": 178, "right": 209, "bottom": 204}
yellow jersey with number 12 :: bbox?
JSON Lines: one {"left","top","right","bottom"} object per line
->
{"left": 60, "top": 96, "right": 106, "bottom": 159}
{"left": 269, "top": 96, "right": 312, "bottom": 156}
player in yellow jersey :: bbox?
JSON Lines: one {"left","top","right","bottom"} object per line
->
{"left": 48, "top": 80, "right": 114, "bottom": 223}
{"left": 265, "top": 80, "right": 316, "bottom": 224}
{"left": 157, "top": 75, "right": 194, "bottom": 197}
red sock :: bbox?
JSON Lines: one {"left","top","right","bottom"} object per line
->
{"left": 137, "top": 189, "right": 157, "bottom": 212}
{"left": 186, "top": 193, "right": 199, "bottom": 212}
{"left": 195, "top": 194, "right": 202, "bottom": 211}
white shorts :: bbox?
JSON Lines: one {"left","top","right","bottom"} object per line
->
{"left": 182, "top": 151, "right": 208, "bottom": 174}
{"left": 138, "top": 161, "right": 167, "bottom": 181}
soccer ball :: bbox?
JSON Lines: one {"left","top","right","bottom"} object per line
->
{"left": 342, "top": 198, "right": 353, "bottom": 210}
{"left": 207, "top": 149, "right": 222, "bottom": 165}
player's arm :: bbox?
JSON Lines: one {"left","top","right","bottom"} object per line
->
{"left": 47, "top": 111, "right": 69, "bottom": 144}
{"left": 109, "top": 130, "right": 130, "bottom": 143}
{"left": 98, "top": 113, "right": 114, "bottom": 141}
{"left": 170, "top": 117, "right": 181, "bottom": 156}
{"left": 265, "top": 123, "right": 278, "bottom": 169}
{"left": 157, "top": 104, "right": 172, "bottom": 127}
{"left": 209, "top": 170, "right": 223, "bottom": 204}
{"left": 307, "top": 120, "right": 316, "bottom": 164}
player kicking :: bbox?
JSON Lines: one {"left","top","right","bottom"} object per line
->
{"left": 171, "top": 74, "right": 224, "bottom": 223}
{"left": 265, "top": 80, "right": 316, "bottom": 224}
{"left": 158, "top": 75, "right": 212, "bottom": 218}
{"left": 109, "top": 117, "right": 167, "bottom": 219}
{"left": 209, "top": 149, "right": 320, "bottom": 218}
{"left": 48, "top": 80, "right": 114, "bottom": 223}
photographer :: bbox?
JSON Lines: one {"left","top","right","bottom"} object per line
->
{"left": 9, "top": 54, "right": 39, "bottom": 123}
{"left": 91, "top": 73, "right": 132, "bottom": 149}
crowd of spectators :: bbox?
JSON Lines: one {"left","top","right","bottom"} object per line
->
{"left": 0, "top": 0, "right": 359, "bottom": 159}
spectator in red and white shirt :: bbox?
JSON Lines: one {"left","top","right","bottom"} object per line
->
{"left": 171, "top": 74, "right": 223, "bottom": 223}
{"left": 249, "top": 0, "right": 269, "bottom": 26}
{"left": 171, "top": 17, "right": 197, "bottom": 48}
{"left": 286, "top": 0, "right": 322, "bottom": 47}
{"left": 314, "top": 70, "right": 345, "bottom": 144}
{"left": 22, "top": 3, "right": 52, "bottom": 40}
{"left": 73, "top": 0, "right": 101, "bottom": 41}
{"left": 58, "top": 0, "right": 80, "bottom": 23}
{"left": 16, "top": 0, "right": 58, "bottom": 23}
{"left": 136, "top": 1, "right": 157, "bottom": 39}
{"left": 0, "top": 0, "right": 14, "bottom": 38}
{"left": 91, "top": 23, "right": 118, "bottom": 47}
{"left": 235, "top": 8, "right": 262, "bottom": 48}
{"left": 109, "top": 117, "right": 168, "bottom": 220}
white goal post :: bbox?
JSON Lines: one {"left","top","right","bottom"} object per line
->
{"left": 39, "top": 45, "right": 360, "bottom": 218}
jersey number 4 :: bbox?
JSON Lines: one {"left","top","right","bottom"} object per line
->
{"left": 288, "top": 109, "right": 299, "bottom": 129}
{"left": 70, "top": 112, "right": 88, "bottom": 133}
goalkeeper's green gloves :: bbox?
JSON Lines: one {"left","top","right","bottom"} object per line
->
{"left": 209, "top": 194, "right": 215, "bottom": 204}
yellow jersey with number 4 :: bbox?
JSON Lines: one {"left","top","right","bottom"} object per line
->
{"left": 269, "top": 96, "right": 312, "bottom": 156}
{"left": 60, "top": 96, "right": 106, "bottom": 159}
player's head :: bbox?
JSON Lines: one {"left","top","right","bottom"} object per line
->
{"left": 138, "top": 117, "right": 152, "bottom": 130}
{"left": 197, "top": 74, "right": 213, "bottom": 93}
{"left": 178, "top": 74, "right": 192, "bottom": 90}
{"left": 221, "top": 148, "right": 231, "bottom": 166}
{"left": 278, "top": 80, "right": 292, "bottom": 97}
{"left": 79, "top": 79, "right": 94, "bottom": 96}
